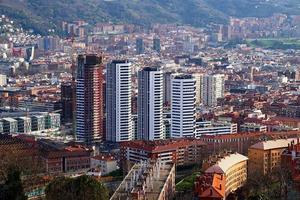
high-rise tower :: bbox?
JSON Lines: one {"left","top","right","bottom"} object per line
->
{"left": 76, "top": 54, "right": 104, "bottom": 145}
{"left": 137, "top": 67, "right": 164, "bottom": 140}
{"left": 202, "top": 74, "right": 225, "bottom": 107}
{"left": 171, "top": 74, "right": 196, "bottom": 138}
{"left": 106, "top": 60, "right": 133, "bottom": 142}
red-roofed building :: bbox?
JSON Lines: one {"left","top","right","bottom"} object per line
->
{"left": 281, "top": 140, "right": 300, "bottom": 191}
{"left": 120, "top": 138, "right": 206, "bottom": 172}
{"left": 195, "top": 174, "right": 225, "bottom": 200}
{"left": 91, "top": 153, "right": 118, "bottom": 175}
{"left": 199, "top": 131, "right": 300, "bottom": 155}
{"left": 38, "top": 139, "right": 92, "bottom": 174}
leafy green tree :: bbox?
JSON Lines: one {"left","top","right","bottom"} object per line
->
{"left": 0, "top": 167, "right": 27, "bottom": 200}
{"left": 45, "top": 175, "right": 109, "bottom": 200}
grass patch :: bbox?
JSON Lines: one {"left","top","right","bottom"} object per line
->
{"left": 246, "top": 38, "right": 300, "bottom": 50}
{"left": 176, "top": 172, "right": 201, "bottom": 192}
{"left": 104, "top": 169, "right": 123, "bottom": 177}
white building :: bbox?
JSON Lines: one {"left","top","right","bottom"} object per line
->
{"left": 171, "top": 74, "right": 196, "bottom": 138}
{"left": 202, "top": 74, "right": 225, "bottom": 106}
{"left": 138, "top": 67, "right": 164, "bottom": 140}
{"left": 90, "top": 155, "right": 118, "bottom": 176}
{"left": 0, "top": 74, "right": 7, "bottom": 86}
{"left": 240, "top": 123, "right": 267, "bottom": 133}
{"left": 195, "top": 121, "right": 237, "bottom": 138}
{"left": 106, "top": 60, "right": 133, "bottom": 142}
{"left": 193, "top": 73, "right": 204, "bottom": 106}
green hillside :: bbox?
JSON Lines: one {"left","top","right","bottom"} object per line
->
{"left": 0, "top": 0, "right": 299, "bottom": 35}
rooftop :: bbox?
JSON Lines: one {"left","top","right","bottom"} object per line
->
{"left": 205, "top": 153, "right": 248, "bottom": 174}
{"left": 174, "top": 74, "right": 193, "bottom": 79}
{"left": 250, "top": 138, "right": 298, "bottom": 150}
{"left": 121, "top": 138, "right": 206, "bottom": 153}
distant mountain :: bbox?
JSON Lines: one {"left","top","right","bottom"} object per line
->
{"left": 0, "top": 0, "right": 299, "bottom": 35}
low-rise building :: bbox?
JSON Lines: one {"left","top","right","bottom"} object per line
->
{"left": 31, "top": 115, "right": 45, "bottom": 131}
{"left": 16, "top": 117, "right": 31, "bottom": 133}
{"left": 2, "top": 117, "right": 18, "bottom": 134}
{"left": 111, "top": 160, "right": 175, "bottom": 200}
{"left": 195, "top": 152, "right": 248, "bottom": 199}
{"left": 240, "top": 123, "right": 267, "bottom": 133}
{"left": 200, "top": 131, "right": 300, "bottom": 155}
{"left": 91, "top": 154, "right": 118, "bottom": 176}
{"left": 45, "top": 113, "right": 61, "bottom": 129}
{"left": 195, "top": 121, "right": 237, "bottom": 137}
{"left": 195, "top": 173, "right": 225, "bottom": 200}
{"left": 248, "top": 138, "right": 297, "bottom": 175}
{"left": 281, "top": 140, "right": 300, "bottom": 188}
{"left": 39, "top": 139, "right": 92, "bottom": 174}
{"left": 120, "top": 138, "right": 206, "bottom": 171}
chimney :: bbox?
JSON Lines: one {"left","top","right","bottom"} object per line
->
{"left": 210, "top": 189, "right": 213, "bottom": 196}
{"left": 220, "top": 184, "right": 222, "bottom": 190}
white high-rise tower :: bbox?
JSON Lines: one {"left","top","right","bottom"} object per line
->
{"left": 202, "top": 74, "right": 225, "bottom": 107}
{"left": 171, "top": 74, "right": 196, "bottom": 138}
{"left": 137, "top": 67, "right": 164, "bottom": 140}
{"left": 106, "top": 60, "right": 133, "bottom": 142}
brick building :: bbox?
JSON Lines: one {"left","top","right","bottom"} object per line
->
{"left": 120, "top": 138, "right": 206, "bottom": 171}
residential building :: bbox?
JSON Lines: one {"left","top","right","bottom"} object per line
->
{"left": 171, "top": 74, "right": 196, "bottom": 138}
{"left": 111, "top": 160, "right": 175, "bottom": 200}
{"left": 61, "top": 83, "right": 74, "bottom": 123}
{"left": 281, "top": 140, "right": 300, "bottom": 188}
{"left": 120, "top": 138, "right": 206, "bottom": 171}
{"left": 153, "top": 37, "right": 161, "bottom": 53}
{"left": 202, "top": 74, "right": 225, "bottom": 107}
{"left": 193, "top": 73, "right": 204, "bottom": 106}
{"left": 138, "top": 67, "right": 164, "bottom": 140}
{"left": 248, "top": 138, "right": 297, "bottom": 175}
{"left": 90, "top": 154, "right": 118, "bottom": 175}
{"left": 0, "top": 74, "right": 7, "bottom": 86}
{"left": 45, "top": 113, "right": 60, "bottom": 129}
{"left": 136, "top": 38, "right": 144, "bottom": 54}
{"left": 195, "top": 121, "right": 237, "bottom": 138}
{"left": 106, "top": 60, "right": 133, "bottom": 142}
{"left": 16, "top": 117, "right": 31, "bottom": 134}
{"left": 195, "top": 153, "right": 248, "bottom": 198}
{"left": 76, "top": 54, "right": 104, "bottom": 145}
{"left": 163, "top": 72, "right": 173, "bottom": 106}
{"left": 39, "top": 139, "right": 92, "bottom": 174}
{"left": 2, "top": 118, "right": 18, "bottom": 134}
{"left": 200, "top": 131, "right": 300, "bottom": 155}
{"left": 240, "top": 123, "right": 267, "bottom": 133}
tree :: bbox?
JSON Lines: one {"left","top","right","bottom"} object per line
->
{"left": 45, "top": 175, "right": 109, "bottom": 200}
{"left": 0, "top": 167, "right": 27, "bottom": 200}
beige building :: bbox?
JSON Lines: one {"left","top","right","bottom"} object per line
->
{"left": 204, "top": 153, "right": 248, "bottom": 197}
{"left": 248, "top": 138, "right": 297, "bottom": 175}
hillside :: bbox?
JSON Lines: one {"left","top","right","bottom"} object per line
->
{"left": 0, "top": 0, "right": 299, "bottom": 35}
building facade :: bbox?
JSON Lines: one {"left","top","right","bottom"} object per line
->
{"left": 76, "top": 54, "right": 104, "bottom": 145}
{"left": 195, "top": 153, "right": 248, "bottom": 198}
{"left": 61, "top": 83, "right": 74, "bottom": 123}
{"left": 171, "top": 74, "right": 196, "bottom": 138}
{"left": 202, "top": 74, "right": 225, "bottom": 107}
{"left": 106, "top": 60, "right": 133, "bottom": 142}
{"left": 138, "top": 67, "right": 164, "bottom": 140}
{"left": 195, "top": 121, "right": 237, "bottom": 138}
{"left": 120, "top": 138, "right": 206, "bottom": 171}
{"left": 111, "top": 160, "right": 175, "bottom": 200}
{"left": 248, "top": 138, "right": 297, "bottom": 175}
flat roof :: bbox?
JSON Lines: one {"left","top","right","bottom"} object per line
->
{"left": 250, "top": 138, "right": 297, "bottom": 150}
